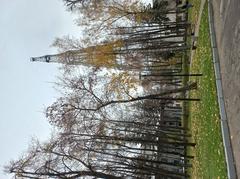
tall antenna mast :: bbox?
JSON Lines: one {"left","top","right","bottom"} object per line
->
{"left": 30, "top": 50, "right": 86, "bottom": 65}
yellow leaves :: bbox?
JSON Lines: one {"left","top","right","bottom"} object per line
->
{"left": 122, "top": 0, "right": 141, "bottom": 13}
{"left": 134, "top": 14, "right": 144, "bottom": 24}
{"left": 106, "top": 0, "right": 148, "bottom": 24}
{"left": 107, "top": 72, "right": 139, "bottom": 99}
{"left": 84, "top": 40, "right": 124, "bottom": 68}
{"left": 168, "top": 58, "right": 179, "bottom": 65}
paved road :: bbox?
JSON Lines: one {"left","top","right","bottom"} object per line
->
{"left": 212, "top": 0, "right": 240, "bottom": 177}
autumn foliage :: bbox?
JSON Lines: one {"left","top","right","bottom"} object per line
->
{"left": 7, "top": 0, "right": 198, "bottom": 178}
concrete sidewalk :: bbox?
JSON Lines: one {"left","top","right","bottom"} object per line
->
{"left": 210, "top": 0, "right": 240, "bottom": 177}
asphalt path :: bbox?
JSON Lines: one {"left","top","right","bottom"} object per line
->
{"left": 212, "top": 0, "right": 240, "bottom": 177}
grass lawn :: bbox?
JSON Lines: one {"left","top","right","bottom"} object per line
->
{"left": 188, "top": 0, "right": 201, "bottom": 26}
{"left": 188, "top": 2, "right": 228, "bottom": 179}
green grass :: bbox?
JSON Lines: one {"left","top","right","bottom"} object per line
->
{"left": 182, "top": 0, "right": 202, "bottom": 127}
{"left": 188, "top": 2, "right": 228, "bottom": 179}
{"left": 188, "top": 0, "right": 201, "bottom": 26}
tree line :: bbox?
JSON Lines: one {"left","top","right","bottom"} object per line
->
{"left": 6, "top": 0, "right": 197, "bottom": 178}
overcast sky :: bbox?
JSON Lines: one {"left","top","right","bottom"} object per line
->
{"left": 0, "top": 0, "right": 154, "bottom": 178}
{"left": 0, "top": 0, "right": 82, "bottom": 178}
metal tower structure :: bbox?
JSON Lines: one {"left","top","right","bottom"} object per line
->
{"left": 30, "top": 49, "right": 126, "bottom": 70}
{"left": 31, "top": 54, "right": 59, "bottom": 63}
{"left": 30, "top": 50, "right": 86, "bottom": 65}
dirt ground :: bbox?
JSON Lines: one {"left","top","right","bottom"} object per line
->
{"left": 212, "top": 0, "right": 240, "bottom": 177}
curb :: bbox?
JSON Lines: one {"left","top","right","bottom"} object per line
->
{"left": 207, "top": 1, "right": 237, "bottom": 178}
